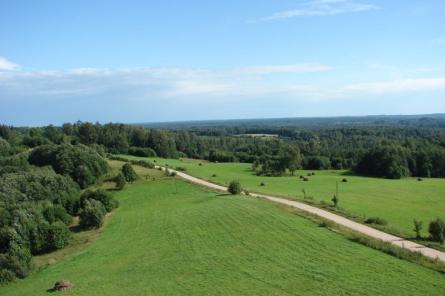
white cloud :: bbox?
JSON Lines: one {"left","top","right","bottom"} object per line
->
{"left": 343, "top": 78, "right": 445, "bottom": 94}
{"left": 0, "top": 57, "right": 19, "bottom": 70}
{"left": 253, "top": 0, "right": 378, "bottom": 22}
{"left": 238, "top": 63, "right": 334, "bottom": 75}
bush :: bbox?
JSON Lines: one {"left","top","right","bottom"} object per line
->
{"left": 428, "top": 218, "right": 445, "bottom": 244}
{"left": 29, "top": 144, "right": 109, "bottom": 188}
{"left": 175, "top": 166, "right": 187, "bottom": 172}
{"left": 128, "top": 146, "right": 157, "bottom": 157}
{"left": 115, "top": 172, "right": 126, "bottom": 190}
{"left": 81, "top": 189, "right": 118, "bottom": 212}
{"left": 303, "top": 177, "right": 309, "bottom": 181}
{"left": 79, "top": 199, "right": 106, "bottom": 229}
{"left": 31, "top": 222, "right": 71, "bottom": 254}
{"left": 413, "top": 219, "right": 423, "bottom": 239}
{"left": 365, "top": 217, "right": 388, "bottom": 225}
{"left": 260, "top": 182, "right": 265, "bottom": 186}
{"left": 342, "top": 178, "right": 348, "bottom": 182}
{"left": 227, "top": 180, "right": 242, "bottom": 195}
{"left": 121, "top": 163, "right": 137, "bottom": 183}
{"left": 42, "top": 205, "right": 73, "bottom": 225}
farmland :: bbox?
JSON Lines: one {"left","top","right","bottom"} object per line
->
{"left": 120, "top": 155, "right": 445, "bottom": 238}
{"left": 2, "top": 164, "right": 444, "bottom": 295}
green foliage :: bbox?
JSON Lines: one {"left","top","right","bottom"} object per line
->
{"left": 413, "top": 219, "right": 423, "bottom": 239}
{"left": 115, "top": 173, "right": 126, "bottom": 190}
{"left": 228, "top": 180, "right": 242, "bottom": 195}
{"left": 356, "top": 146, "right": 411, "bottom": 179}
{"left": 331, "top": 194, "right": 339, "bottom": 207}
{"left": 175, "top": 166, "right": 187, "bottom": 172}
{"left": 28, "top": 144, "right": 109, "bottom": 188}
{"left": 0, "top": 138, "right": 11, "bottom": 157}
{"left": 121, "top": 163, "right": 137, "bottom": 183}
{"left": 365, "top": 217, "right": 388, "bottom": 225}
{"left": 81, "top": 189, "right": 118, "bottom": 212}
{"left": 31, "top": 222, "right": 71, "bottom": 254}
{"left": 428, "top": 218, "right": 445, "bottom": 244}
{"left": 128, "top": 146, "right": 157, "bottom": 157}
{"left": 79, "top": 199, "right": 106, "bottom": 229}
{"left": 42, "top": 205, "right": 73, "bottom": 225}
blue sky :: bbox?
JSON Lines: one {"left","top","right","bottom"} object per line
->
{"left": 0, "top": 0, "right": 444, "bottom": 126}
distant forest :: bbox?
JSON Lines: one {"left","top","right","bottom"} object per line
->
{"left": 1, "top": 114, "right": 445, "bottom": 179}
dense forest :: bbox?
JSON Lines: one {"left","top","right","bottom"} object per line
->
{"left": 1, "top": 117, "right": 445, "bottom": 178}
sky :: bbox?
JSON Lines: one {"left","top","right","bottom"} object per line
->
{"left": 0, "top": 0, "right": 444, "bottom": 126}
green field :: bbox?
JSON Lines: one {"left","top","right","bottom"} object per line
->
{"left": 120, "top": 155, "right": 445, "bottom": 238}
{"left": 2, "top": 165, "right": 444, "bottom": 295}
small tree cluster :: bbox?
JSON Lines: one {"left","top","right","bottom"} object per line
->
{"left": 428, "top": 218, "right": 445, "bottom": 244}
{"left": 228, "top": 180, "right": 242, "bottom": 195}
{"left": 121, "top": 163, "right": 138, "bottom": 183}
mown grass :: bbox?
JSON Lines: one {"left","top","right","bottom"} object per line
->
{"left": 2, "top": 166, "right": 444, "bottom": 295}
{"left": 120, "top": 155, "right": 445, "bottom": 240}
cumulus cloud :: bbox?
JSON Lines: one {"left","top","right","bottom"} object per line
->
{"left": 0, "top": 57, "right": 19, "bottom": 71}
{"left": 252, "top": 0, "right": 378, "bottom": 22}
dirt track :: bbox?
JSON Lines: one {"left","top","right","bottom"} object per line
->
{"left": 162, "top": 167, "right": 445, "bottom": 263}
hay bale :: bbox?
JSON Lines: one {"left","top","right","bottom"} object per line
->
{"left": 52, "top": 280, "right": 73, "bottom": 291}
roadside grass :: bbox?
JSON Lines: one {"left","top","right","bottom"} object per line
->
{"left": 119, "top": 155, "right": 445, "bottom": 242}
{"left": 2, "top": 168, "right": 444, "bottom": 295}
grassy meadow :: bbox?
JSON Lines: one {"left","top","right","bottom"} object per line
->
{"left": 120, "top": 155, "right": 445, "bottom": 238}
{"left": 2, "top": 163, "right": 444, "bottom": 295}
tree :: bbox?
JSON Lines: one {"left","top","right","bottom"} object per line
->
{"left": 115, "top": 173, "right": 126, "bottom": 190}
{"left": 80, "top": 189, "right": 118, "bottom": 212}
{"left": 428, "top": 218, "right": 445, "bottom": 244}
{"left": 413, "top": 219, "right": 423, "bottom": 239}
{"left": 79, "top": 199, "right": 106, "bottom": 229}
{"left": 228, "top": 180, "right": 242, "bottom": 195}
{"left": 331, "top": 194, "right": 339, "bottom": 207}
{"left": 121, "top": 163, "right": 137, "bottom": 183}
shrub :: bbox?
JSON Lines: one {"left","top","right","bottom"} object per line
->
{"left": 29, "top": 144, "right": 109, "bottom": 188}
{"left": 342, "top": 178, "right": 348, "bottom": 182}
{"left": 128, "top": 146, "right": 157, "bottom": 157}
{"left": 175, "top": 166, "right": 187, "bottom": 172}
{"left": 228, "top": 180, "right": 242, "bottom": 195}
{"left": 331, "top": 195, "right": 339, "bottom": 207}
{"left": 303, "top": 177, "right": 309, "bottom": 181}
{"left": 428, "top": 218, "right": 445, "bottom": 244}
{"left": 79, "top": 199, "right": 106, "bottom": 229}
{"left": 260, "top": 182, "right": 265, "bottom": 186}
{"left": 417, "top": 178, "right": 423, "bottom": 181}
{"left": 121, "top": 163, "right": 137, "bottom": 183}
{"left": 45, "top": 222, "right": 71, "bottom": 251}
{"left": 413, "top": 219, "right": 423, "bottom": 239}
{"left": 42, "top": 205, "right": 73, "bottom": 225}
{"left": 81, "top": 189, "right": 118, "bottom": 212}
{"left": 115, "top": 172, "right": 126, "bottom": 190}
{"left": 365, "top": 217, "right": 388, "bottom": 225}
{"left": 212, "top": 174, "right": 217, "bottom": 177}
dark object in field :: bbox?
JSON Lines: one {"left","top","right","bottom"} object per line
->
{"left": 342, "top": 178, "right": 348, "bottom": 182}
{"left": 50, "top": 280, "right": 73, "bottom": 291}
{"left": 212, "top": 174, "right": 217, "bottom": 177}
{"left": 365, "top": 217, "right": 387, "bottom": 225}
{"left": 260, "top": 182, "right": 265, "bottom": 186}
{"left": 307, "top": 173, "right": 311, "bottom": 176}
{"left": 311, "top": 172, "right": 315, "bottom": 176}
{"left": 299, "top": 175, "right": 304, "bottom": 179}
{"left": 417, "top": 178, "right": 423, "bottom": 181}
{"left": 303, "top": 177, "right": 309, "bottom": 181}
{"left": 153, "top": 160, "right": 156, "bottom": 162}
{"left": 199, "top": 163, "right": 202, "bottom": 166}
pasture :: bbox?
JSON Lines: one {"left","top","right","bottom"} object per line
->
{"left": 121, "top": 155, "right": 445, "bottom": 238}
{"left": 2, "top": 165, "right": 444, "bottom": 295}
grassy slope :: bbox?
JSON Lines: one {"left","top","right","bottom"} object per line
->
{"left": 3, "top": 167, "right": 444, "bottom": 295}
{"left": 121, "top": 155, "right": 445, "bottom": 238}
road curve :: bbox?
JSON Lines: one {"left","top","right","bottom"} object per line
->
{"left": 161, "top": 167, "right": 445, "bottom": 263}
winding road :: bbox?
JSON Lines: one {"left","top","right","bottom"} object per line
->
{"left": 162, "top": 167, "right": 445, "bottom": 263}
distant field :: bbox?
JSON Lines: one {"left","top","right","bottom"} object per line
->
{"left": 3, "top": 164, "right": 444, "bottom": 295}
{"left": 121, "top": 155, "right": 445, "bottom": 238}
